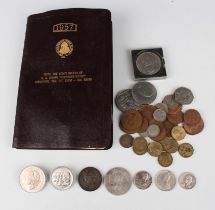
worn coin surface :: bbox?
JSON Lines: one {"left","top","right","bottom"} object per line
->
{"left": 183, "top": 119, "right": 204, "bottom": 135}
{"left": 162, "top": 95, "right": 179, "bottom": 110}
{"left": 151, "top": 125, "right": 167, "bottom": 142}
{"left": 167, "top": 111, "right": 183, "bottom": 125}
{"left": 171, "top": 126, "right": 186, "bottom": 141}
{"left": 104, "top": 167, "right": 132, "bottom": 196}
{"left": 51, "top": 167, "right": 74, "bottom": 190}
{"left": 147, "top": 124, "right": 160, "bottom": 138}
{"left": 132, "top": 137, "right": 148, "bottom": 155}
{"left": 183, "top": 109, "right": 201, "bottom": 125}
{"left": 137, "top": 117, "right": 149, "bottom": 133}
{"left": 19, "top": 165, "right": 46, "bottom": 193}
{"left": 163, "top": 120, "right": 175, "bottom": 137}
{"left": 119, "top": 134, "right": 134, "bottom": 148}
{"left": 155, "top": 170, "right": 176, "bottom": 191}
{"left": 78, "top": 167, "right": 102, "bottom": 191}
{"left": 133, "top": 171, "right": 152, "bottom": 190}
{"left": 179, "top": 172, "right": 196, "bottom": 189}
{"left": 148, "top": 142, "right": 163, "bottom": 157}
{"left": 178, "top": 143, "right": 194, "bottom": 158}
{"left": 158, "top": 152, "right": 173, "bottom": 167}
{"left": 155, "top": 103, "right": 168, "bottom": 113}
{"left": 174, "top": 87, "right": 194, "bottom": 105}
{"left": 160, "top": 137, "right": 178, "bottom": 153}
{"left": 139, "top": 105, "right": 157, "bottom": 122}
{"left": 132, "top": 82, "right": 157, "bottom": 105}
{"left": 153, "top": 109, "right": 167, "bottom": 122}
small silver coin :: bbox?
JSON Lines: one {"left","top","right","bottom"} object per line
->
{"left": 51, "top": 167, "right": 74, "bottom": 190}
{"left": 19, "top": 165, "right": 47, "bottom": 193}
{"left": 153, "top": 109, "right": 167, "bottom": 122}
{"left": 133, "top": 171, "right": 152, "bottom": 190}
{"left": 174, "top": 87, "right": 194, "bottom": 105}
{"left": 104, "top": 167, "right": 132, "bottom": 196}
{"left": 155, "top": 103, "right": 168, "bottom": 113}
{"left": 135, "top": 51, "right": 162, "bottom": 75}
{"left": 155, "top": 170, "right": 176, "bottom": 191}
{"left": 178, "top": 172, "right": 196, "bottom": 189}
{"left": 147, "top": 124, "right": 160, "bottom": 138}
{"left": 132, "top": 82, "right": 157, "bottom": 105}
{"left": 115, "top": 89, "right": 144, "bottom": 112}
{"left": 162, "top": 94, "right": 179, "bottom": 109}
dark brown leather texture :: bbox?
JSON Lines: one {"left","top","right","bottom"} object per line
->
{"left": 13, "top": 8, "right": 113, "bottom": 150}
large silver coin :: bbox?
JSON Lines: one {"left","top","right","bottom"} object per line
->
{"left": 136, "top": 52, "right": 162, "bottom": 75}
{"left": 174, "top": 87, "right": 194, "bottom": 105}
{"left": 104, "top": 167, "right": 132, "bottom": 195}
{"left": 51, "top": 167, "right": 74, "bottom": 190}
{"left": 115, "top": 89, "right": 144, "bottom": 112}
{"left": 178, "top": 172, "right": 196, "bottom": 189}
{"left": 132, "top": 82, "right": 157, "bottom": 105}
{"left": 155, "top": 170, "right": 176, "bottom": 191}
{"left": 19, "top": 165, "right": 47, "bottom": 193}
{"left": 133, "top": 171, "right": 152, "bottom": 190}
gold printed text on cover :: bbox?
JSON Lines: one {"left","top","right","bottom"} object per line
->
{"left": 53, "top": 23, "right": 77, "bottom": 32}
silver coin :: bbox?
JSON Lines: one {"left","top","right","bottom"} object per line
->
{"left": 19, "top": 165, "right": 47, "bottom": 193}
{"left": 51, "top": 167, "right": 74, "bottom": 190}
{"left": 153, "top": 109, "right": 166, "bottom": 122}
{"left": 132, "top": 82, "right": 157, "bottom": 105}
{"left": 147, "top": 124, "right": 160, "bottom": 137}
{"left": 104, "top": 167, "right": 132, "bottom": 196}
{"left": 174, "top": 87, "right": 194, "bottom": 105}
{"left": 155, "top": 170, "right": 176, "bottom": 191}
{"left": 133, "top": 171, "right": 152, "bottom": 190}
{"left": 178, "top": 172, "right": 196, "bottom": 189}
{"left": 136, "top": 51, "right": 162, "bottom": 75}
{"left": 115, "top": 89, "right": 144, "bottom": 112}
{"left": 162, "top": 94, "right": 179, "bottom": 109}
{"left": 155, "top": 103, "right": 168, "bottom": 113}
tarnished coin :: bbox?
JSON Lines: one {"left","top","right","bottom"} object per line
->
{"left": 135, "top": 51, "right": 162, "bottom": 75}
{"left": 174, "top": 87, "right": 194, "bottom": 105}
{"left": 162, "top": 95, "right": 179, "bottom": 110}
{"left": 147, "top": 124, "right": 160, "bottom": 138}
{"left": 115, "top": 89, "right": 144, "bottom": 112}
{"left": 167, "top": 111, "right": 183, "bottom": 125}
{"left": 132, "top": 82, "right": 157, "bottom": 105}
{"left": 171, "top": 126, "right": 186, "bottom": 141}
{"left": 119, "top": 134, "right": 134, "bottom": 148}
{"left": 160, "top": 137, "right": 178, "bottom": 153}
{"left": 78, "top": 167, "right": 102, "bottom": 191}
{"left": 163, "top": 120, "right": 175, "bottom": 137}
{"left": 184, "top": 109, "right": 201, "bottom": 125}
{"left": 19, "top": 165, "right": 46, "bottom": 193}
{"left": 155, "top": 170, "right": 176, "bottom": 191}
{"left": 178, "top": 143, "right": 194, "bottom": 158}
{"left": 183, "top": 119, "right": 204, "bottom": 135}
{"left": 155, "top": 103, "right": 168, "bottom": 113}
{"left": 132, "top": 137, "right": 148, "bottom": 155}
{"left": 153, "top": 109, "right": 166, "bottom": 122}
{"left": 158, "top": 152, "right": 173, "bottom": 167}
{"left": 179, "top": 172, "right": 196, "bottom": 189}
{"left": 133, "top": 171, "right": 152, "bottom": 190}
{"left": 137, "top": 117, "right": 149, "bottom": 133}
{"left": 139, "top": 105, "right": 157, "bottom": 122}
{"left": 104, "top": 167, "right": 132, "bottom": 196}
{"left": 148, "top": 142, "right": 163, "bottom": 157}
{"left": 51, "top": 167, "right": 74, "bottom": 190}
{"left": 139, "top": 132, "right": 148, "bottom": 138}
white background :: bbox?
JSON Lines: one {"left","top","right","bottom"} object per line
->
{"left": 0, "top": 0, "right": 214, "bottom": 209}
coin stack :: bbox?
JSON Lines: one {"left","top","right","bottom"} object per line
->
{"left": 116, "top": 83, "right": 204, "bottom": 167}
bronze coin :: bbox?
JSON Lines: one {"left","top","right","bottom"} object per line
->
{"left": 148, "top": 142, "right": 163, "bottom": 157}
{"left": 119, "top": 121, "right": 135, "bottom": 134}
{"left": 151, "top": 125, "right": 166, "bottom": 142}
{"left": 167, "top": 111, "right": 184, "bottom": 125}
{"left": 160, "top": 137, "right": 178, "bottom": 153}
{"left": 178, "top": 143, "right": 194, "bottom": 158}
{"left": 183, "top": 118, "right": 204, "bottom": 135}
{"left": 184, "top": 109, "right": 201, "bottom": 125}
{"left": 139, "top": 105, "right": 156, "bottom": 122}
{"left": 132, "top": 137, "right": 148, "bottom": 155}
{"left": 163, "top": 120, "right": 175, "bottom": 137}
{"left": 158, "top": 152, "right": 173, "bottom": 167}
{"left": 137, "top": 117, "right": 149, "bottom": 133}
{"left": 119, "top": 134, "right": 134, "bottom": 148}
{"left": 171, "top": 126, "right": 186, "bottom": 141}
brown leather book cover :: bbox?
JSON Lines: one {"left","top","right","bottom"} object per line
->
{"left": 13, "top": 8, "right": 113, "bottom": 149}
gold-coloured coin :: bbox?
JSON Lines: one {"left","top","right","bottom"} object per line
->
{"left": 160, "top": 137, "right": 178, "bottom": 153}
{"left": 171, "top": 126, "right": 186, "bottom": 141}
{"left": 132, "top": 137, "right": 148, "bottom": 155}
{"left": 158, "top": 152, "right": 173, "bottom": 167}
{"left": 178, "top": 143, "right": 194, "bottom": 158}
{"left": 147, "top": 142, "right": 163, "bottom": 157}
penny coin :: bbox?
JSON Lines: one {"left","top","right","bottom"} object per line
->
{"left": 155, "top": 170, "right": 176, "bottom": 191}
{"left": 174, "top": 87, "right": 194, "bottom": 105}
{"left": 139, "top": 105, "right": 157, "bottom": 122}
{"left": 148, "top": 142, "right": 163, "bottom": 157}
{"left": 178, "top": 143, "right": 194, "bottom": 158}
{"left": 132, "top": 82, "right": 157, "bottom": 105}
{"left": 167, "top": 111, "right": 183, "bottom": 125}
{"left": 119, "top": 134, "right": 134, "bottom": 148}
{"left": 162, "top": 95, "right": 179, "bottom": 110}
{"left": 147, "top": 124, "right": 160, "bottom": 138}
{"left": 151, "top": 125, "right": 166, "bottom": 142}
{"left": 183, "top": 109, "right": 201, "bottom": 125}
{"left": 137, "top": 117, "right": 149, "bottom": 133}
{"left": 19, "top": 165, "right": 46, "bottom": 193}
{"left": 78, "top": 167, "right": 102, "bottom": 191}
{"left": 115, "top": 89, "right": 144, "bottom": 112}
{"left": 132, "top": 137, "right": 148, "bottom": 155}
{"left": 135, "top": 51, "right": 162, "bottom": 75}
{"left": 171, "top": 126, "right": 186, "bottom": 141}
{"left": 163, "top": 120, "right": 175, "bottom": 137}
{"left": 51, "top": 167, "right": 74, "bottom": 190}
{"left": 155, "top": 103, "right": 168, "bottom": 113}
{"left": 158, "top": 152, "right": 173, "bottom": 167}
{"left": 178, "top": 172, "right": 196, "bottom": 189}
{"left": 104, "top": 167, "right": 132, "bottom": 196}
{"left": 160, "top": 137, "right": 178, "bottom": 153}
{"left": 133, "top": 171, "right": 152, "bottom": 190}
{"left": 183, "top": 119, "right": 204, "bottom": 135}
{"left": 153, "top": 109, "right": 167, "bottom": 122}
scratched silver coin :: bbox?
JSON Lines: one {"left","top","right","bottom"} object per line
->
{"left": 174, "top": 87, "right": 194, "bottom": 105}
{"left": 153, "top": 109, "right": 167, "bottom": 122}
{"left": 178, "top": 172, "right": 196, "bottom": 189}
{"left": 104, "top": 167, "right": 132, "bottom": 196}
{"left": 155, "top": 170, "right": 176, "bottom": 191}
{"left": 133, "top": 171, "right": 152, "bottom": 190}
{"left": 51, "top": 167, "right": 74, "bottom": 190}
{"left": 19, "top": 165, "right": 47, "bottom": 193}
{"left": 155, "top": 103, "right": 168, "bottom": 113}
{"left": 147, "top": 124, "right": 160, "bottom": 138}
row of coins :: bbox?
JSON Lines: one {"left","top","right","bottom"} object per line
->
{"left": 19, "top": 165, "right": 196, "bottom": 195}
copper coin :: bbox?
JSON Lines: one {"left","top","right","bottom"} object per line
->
{"left": 158, "top": 152, "right": 173, "bottom": 167}
{"left": 148, "top": 142, "right": 163, "bottom": 157}
{"left": 132, "top": 137, "right": 148, "bottom": 155}
{"left": 160, "top": 137, "right": 178, "bottom": 153}
{"left": 167, "top": 111, "right": 183, "bottom": 125}
{"left": 183, "top": 109, "right": 201, "bottom": 125}
{"left": 151, "top": 125, "right": 166, "bottom": 142}
{"left": 163, "top": 120, "right": 175, "bottom": 137}
{"left": 139, "top": 105, "right": 156, "bottom": 122}
{"left": 137, "top": 117, "right": 149, "bottom": 133}
{"left": 119, "top": 122, "right": 136, "bottom": 134}
{"left": 171, "top": 126, "right": 186, "bottom": 141}
{"left": 119, "top": 134, "right": 134, "bottom": 148}
{"left": 183, "top": 119, "right": 204, "bottom": 135}
{"left": 168, "top": 104, "right": 183, "bottom": 115}
{"left": 178, "top": 143, "right": 194, "bottom": 158}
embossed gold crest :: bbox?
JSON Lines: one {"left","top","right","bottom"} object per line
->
{"left": 56, "top": 39, "right": 73, "bottom": 58}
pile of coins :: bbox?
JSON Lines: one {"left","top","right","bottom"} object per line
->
{"left": 116, "top": 82, "right": 204, "bottom": 167}
{"left": 19, "top": 165, "right": 196, "bottom": 195}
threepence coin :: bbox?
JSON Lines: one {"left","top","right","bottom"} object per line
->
{"left": 132, "top": 137, "right": 148, "bottom": 155}
{"left": 178, "top": 143, "right": 194, "bottom": 158}
{"left": 178, "top": 172, "right": 196, "bottom": 189}
{"left": 148, "top": 142, "right": 163, "bottom": 157}
{"left": 133, "top": 171, "right": 152, "bottom": 190}
{"left": 160, "top": 137, "right": 178, "bottom": 153}
{"left": 174, "top": 87, "right": 194, "bottom": 105}
{"left": 171, "top": 126, "right": 186, "bottom": 141}
{"left": 158, "top": 152, "right": 173, "bottom": 167}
